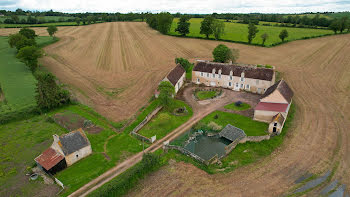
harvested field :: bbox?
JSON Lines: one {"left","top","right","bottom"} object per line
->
{"left": 1, "top": 22, "right": 350, "bottom": 196}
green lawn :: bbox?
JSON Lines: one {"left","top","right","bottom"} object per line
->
{"left": 0, "top": 36, "right": 57, "bottom": 117}
{"left": 198, "top": 111, "right": 268, "bottom": 136}
{"left": 169, "top": 18, "right": 334, "bottom": 46}
{"left": 138, "top": 100, "right": 193, "bottom": 139}
{"left": 195, "top": 90, "right": 218, "bottom": 100}
{"left": 224, "top": 102, "right": 251, "bottom": 111}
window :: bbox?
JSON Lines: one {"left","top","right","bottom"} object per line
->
{"left": 219, "top": 74, "right": 221, "bottom": 79}
{"left": 212, "top": 73, "right": 215, "bottom": 78}
{"left": 240, "top": 84, "right": 244, "bottom": 88}
{"left": 207, "top": 73, "right": 209, "bottom": 77}
{"left": 246, "top": 84, "right": 250, "bottom": 89}
{"left": 274, "top": 122, "right": 277, "bottom": 126}
{"left": 76, "top": 154, "right": 79, "bottom": 158}
{"left": 200, "top": 72, "right": 203, "bottom": 77}
{"left": 236, "top": 83, "right": 239, "bottom": 87}
{"left": 230, "top": 76, "right": 233, "bottom": 80}
{"left": 197, "top": 78, "right": 200, "bottom": 83}
{"left": 240, "top": 77, "right": 244, "bottom": 82}
{"left": 229, "top": 82, "right": 232, "bottom": 86}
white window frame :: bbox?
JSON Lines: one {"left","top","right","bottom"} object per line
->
{"left": 246, "top": 84, "right": 250, "bottom": 90}
{"left": 240, "top": 84, "right": 244, "bottom": 88}
{"left": 197, "top": 78, "right": 200, "bottom": 83}
{"left": 218, "top": 74, "right": 221, "bottom": 79}
{"left": 200, "top": 72, "right": 203, "bottom": 77}
{"left": 230, "top": 76, "right": 233, "bottom": 80}
{"left": 228, "top": 82, "right": 232, "bottom": 87}
{"left": 212, "top": 73, "right": 215, "bottom": 78}
{"left": 207, "top": 73, "right": 209, "bottom": 77}
{"left": 240, "top": 77, "right": 244, "bottom": 82}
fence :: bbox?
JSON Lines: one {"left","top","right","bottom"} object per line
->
{"left": 164, "top": 145, "right": 207, "bottom": 165}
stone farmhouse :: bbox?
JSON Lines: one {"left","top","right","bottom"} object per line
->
{"left": 254, "top": 80, "right": 294, "bottom": 134}
{"left": 192, "top": 60, "right": 275, "bottom": 94}
{"left": 162, "top": 64, "right": 186, "bottom": 93}
{"left": 35, "top": 128, "right": 92, "bottom": 174}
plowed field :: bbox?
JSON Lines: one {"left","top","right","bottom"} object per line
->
{"left": 1, "top": 22, "right": 349, "bottom": 196}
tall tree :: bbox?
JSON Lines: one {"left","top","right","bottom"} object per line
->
{"left": 19, "top": 28, "right": 37, "bottom": 39}
{"left": 200, "top": 16, "right": 214, "bottom": 38}
{"left": 261, "top": 33, "right": 269, "bottom": 46}
{"left": 16, "top": 46, "right": 42, "bottom": 71}
{"left": 247, "top": 23, "right": 259, "bottom": 44}
{"left": 47, "top": 26, "right": 58, "bottom": 38}
{"left": 212, "top": 44, "right": 239, "bottom": 63}
{"left": 211, "top": 19, "right": 225, "bottom": 40}
{"left": 157, "top": 12, "right": 173, "bottom": 34}
{"left": 339, "top": 17, "right": 349, "bottom": 33}
{"left": 157, "top": 81, "right": 175, "bottom": 109}
{"left": 329, "top": 20, "right": 340, "bottom": 34}
{"left": 35, "top": 72, "right": 70, "bottom": 111}
{"left": 75, "top": 17, "right": 81, "bottom": 26}
{"left": 175, "top": 15, "right": 190, "bottom": 36}
{"left": 279, "top": 29, "right": 289, "bottom": 42}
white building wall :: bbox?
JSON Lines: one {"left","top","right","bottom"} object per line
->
{"left": 65, "top": 145, "right": 92, "bottom": 166}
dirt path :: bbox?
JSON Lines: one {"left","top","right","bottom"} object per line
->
{"left": 1, "top": 24, "right": 349, "bottom": 196}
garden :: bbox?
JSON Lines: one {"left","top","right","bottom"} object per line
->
{"left": 193, "top": 88, "right": 222, "bottom": 100}
{"left": 224, "top": 101, "right": 251, "bottom": 111}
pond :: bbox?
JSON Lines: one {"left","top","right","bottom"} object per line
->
{"left": 184, "top": 134, "right": 232, "bottom": 161}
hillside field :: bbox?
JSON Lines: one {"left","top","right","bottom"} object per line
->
{"left": 169, "top": 18, "right": 334, "bottom": 46}
{"left": 0, "top": 36, "right": 54, "bottom": 117}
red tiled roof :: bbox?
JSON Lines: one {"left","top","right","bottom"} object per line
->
{"left": 35, "top": 148, "right": 64, "bottom": 171}
{"left": 255, "top": 102, "right": 289, "bottom": 112}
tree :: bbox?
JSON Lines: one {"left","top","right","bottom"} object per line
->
{"left": 8, "top": 33, "right": 36, "bottom": 51}
{"left": 247, "top": 23, "right": 259, "bottom": 44}
{"left": 35, "top": 72, "right": 70, "bottom": 111}
{"left": 329, "top": 19, "right": 341, "bottom": 34}
{"left": 279, "top": 29, "right": 289, "bottom": 42}
{"left": 157, "top": 81, "right": 175, "bottom": 109}
{"left": 175, "top": 57, "right": 192, "bottom": 72}
{"left": 87, "top": 16, "right": 93, "bottom": 25}
{"left": 212, "top": 44, "right": 239, "bottom": 63}
{"left": 261, "top": 33, "right": 269, "bottom": 46}
{"left": 157, "top": 12, "right": 173, "bottom": 34}
{"left": 175, "top": 15, "right": 190, "bottom": 36}
{"left": 47, "top": 26, "right": 58, "bottom": 38}
{"left": 339, "top": 17, "right": 349, "bottom": 33}
{"left": 16, "top": 46, "right": 42, "bottom": 71}
{"left": 200, "top": 16, "right": 214, "bottom": 38}
{"left": 19, "top": 28, "right": 37, "bottom": 39}
{"left": 75, "top": 17, "right": 81, "bottom": 26}
{"left": 211, "top": 19, "right": 225, "bottom": 40}
{"left": 11, "top": 15, "right": 19, "bottom": 24}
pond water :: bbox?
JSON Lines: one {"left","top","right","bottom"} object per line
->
{"left": 184, "top": 134, "right": 232, "bottom": 161}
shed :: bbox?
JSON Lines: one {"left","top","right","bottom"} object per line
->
{"left": 34, "top": 148, "right": 66, "bottom": 174}
{"left": 219, "top": 124, "right": 246, "bottom": 142}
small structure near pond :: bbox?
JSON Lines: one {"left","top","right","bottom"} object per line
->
{"left": 219, "top": 124, "right": 247, "bottom": 143}
{"left": 35, "top": 128, "right": 92, "bottom": 174}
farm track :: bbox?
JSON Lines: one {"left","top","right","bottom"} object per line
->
{"left": 1, "top": 22, "right": 349, "bottom": 196}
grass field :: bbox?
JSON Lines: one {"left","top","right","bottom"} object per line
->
{"left": 224, "top": 102, "right": 251, "bottom": 111}
{"left": 0, "top": 36, "right": 56, "bottom": 117}
{"left": 0, "top": 22, "right": 77, "bottom": 28}
{"left": 198, "top": 111, "right": 268, "bottom": 136}
{"left": 169, "top": 18, "right": 334, "bottom": 46}
{"left": 195, "top": 90, "right": 218, "bottom": 100}
{"left": 138, "top": 100, "right": 193, "bottom": 139}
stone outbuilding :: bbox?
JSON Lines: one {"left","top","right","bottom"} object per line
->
{"left": 35, "top": 128, "right": 92, "bottom": 174}
{"left": 163, "top": 64, "right": 186, "bottom": 93}
{"left": 219, "top": 124, "right": 247, "bottom": 143}
{"left": 254, "top": 80, "right": 294, "bottom": 134}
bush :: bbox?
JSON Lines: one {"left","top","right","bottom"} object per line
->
{"left": 89, "top": 153, "right": 161, "bottom": 197}
{"left": 208, "top": 121, "right": 222, "bottom": 131}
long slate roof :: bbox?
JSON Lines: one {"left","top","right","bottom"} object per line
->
{"left": 193, "top": 61, "right": 274, "bottom": 81}
{"left": 166, "top": 64, "right": 185, "bottom": 86}
{"left": 59, "top": 128, "right": 90, "bottom": 155}
{"left": 262, "top": 80, "right": 294, "bottom": 103}
{"left": 219, "top": 124, "right": 247, "bottom": 142}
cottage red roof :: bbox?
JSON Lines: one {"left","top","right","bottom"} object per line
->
{"left": 255, "top": 102, "right": 289, "bottom": 112}
{"left": 193, "top": 61, "right": 274, "bottom": 81}
{"left": 166, "top": 64, "right": 185, "bottom": 86}
{"left": 35, "top": 148, "right": 64, "bottom": 171}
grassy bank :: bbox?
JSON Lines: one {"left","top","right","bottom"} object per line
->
{"left": 169, "top": 18, "right": 333, "bottom": 46}
{"left": 138, "top": 100, "right": 193, "bottom": 139}
{"left": 0, "top": 36, "right": 58, "bottom": 122}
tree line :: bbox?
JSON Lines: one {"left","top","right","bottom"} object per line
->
{"left": 7, "top": 27, "right": 69, "bottom": 111}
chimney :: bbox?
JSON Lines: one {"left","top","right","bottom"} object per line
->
{"left": 53, "top": 134, "right": 60, "bottom": 143}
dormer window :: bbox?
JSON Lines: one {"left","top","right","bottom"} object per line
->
{"left": 229, "top": 70, "right": 233, "bottom": 76}
{"left": 240, "top": 77, "right": 244, "bottom": 82}
{"left": 212, "top": 68, "right": 216, "bottom": 74}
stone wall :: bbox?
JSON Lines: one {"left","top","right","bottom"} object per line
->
{"left": 164, "top": 145, "right": 207, "bottom": 165}
{"left": 130, "top": 106, "right": 162, "bottom": 144}
{"left": 223, "top": 135, "right": 270, "bottom": 157}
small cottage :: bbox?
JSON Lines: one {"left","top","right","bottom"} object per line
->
{"left": 253, "top": 80, "right": 294, "bottom": 134}
{"left": 163, "top": 64, "right": 186, "bottom": 93}
{"left": 35, "top": 128, "right": 92, "bottom": 174}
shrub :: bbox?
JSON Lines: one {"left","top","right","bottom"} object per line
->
{"left": 208, "top": 121, "right": 222, "bottom": 131}
{"left": 235, "top": 101, "right": 242, "bottom": 106}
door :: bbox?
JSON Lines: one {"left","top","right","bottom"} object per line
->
{"left": 234, "top": 83, "right": 239, "bottom": 91}
{"left": 273, "top": 127, "right": 277, "bottom": 133}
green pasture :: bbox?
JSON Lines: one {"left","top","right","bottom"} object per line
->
{"left": 169, "top": 18, "right": 333, "bottom": 46}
